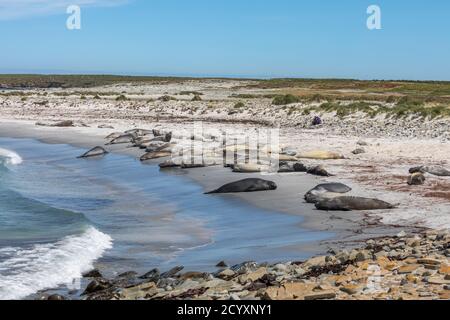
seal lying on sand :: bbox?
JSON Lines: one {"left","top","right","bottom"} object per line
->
{"left": 105, "top": 132, "right": 123, "bottom": 140}
{"left": 409, "top": 166, "right": 450, "bottom": 177}
{"left": 206, "top": 178, "right": 277, "bottom": 194}
{"left": 407, "top": 172, "right": 426, "bottom": 185}
{"left": 77, "top": 146, "right": 109, "bottom": 158}
{"left": 307, "top": 165, "right": 333, "bottom": 177}
{"left": 232, "top": 164, "right": 271, "bottom": 173}
{"left": 125, "top": 129, "right": 152, "bottom": 136}
{"left": 304, "top": 183, "right": 352, "bottom": 204}
{"left": 106, "top": 134, "right": 135, "bottom": 145}
{"left": 297, "top": 150, "right": 344, "bottom": 160}
{"left": 315, "top": 196, "right": 395, "bottom": 211}
{"left": 140, "top": 151, "right": 171, "bottom": 161}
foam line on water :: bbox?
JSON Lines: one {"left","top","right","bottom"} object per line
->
{"left": 0, "top": 227, "right": 112, "bottom": 300}
{"left": 0, "top": 147, "right": 23, "bottom": 165}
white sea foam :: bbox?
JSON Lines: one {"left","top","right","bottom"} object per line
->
{"left": 0, "top": 148, "right": 23, "bottom": 165}
{"left": 0, "top": 227, "right": 112, "bottom": 300}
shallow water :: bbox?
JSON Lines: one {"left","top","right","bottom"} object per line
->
{"left": 0, "top": 137, "right": 331, "bottom": 299}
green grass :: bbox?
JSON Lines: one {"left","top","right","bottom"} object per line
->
{"left": 272, "top": 94, "right": 301, "bottom": 105}
{"left": 234, "top": 101, "right": 246, "bottom": 109}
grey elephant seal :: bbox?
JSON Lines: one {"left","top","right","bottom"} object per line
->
{"left": 105, "top": 132, "right": 123, "bottom": 140}
{"left": 407, "top": 172, "right": 426, "bottom": 185}
{"left": 409, "top": 166, "right": 450, "bottom": 177}
{"left": 140, "top": 151, "right": 171, "bottom": 161}
{"left": 307, "top": 165, "right": 333, "bottom": 177}
{"left": 277, "top": 162, "right": 308, "bottom": 173}
{"left": 205, "top": 178, "right": 277, "bottom": 194}
{"left": 315, "top": 196, "right": 395, "bottom": 211}
{"left": 125, "top": 128, "right": 152, "bottom": 136}
{"left": 304, "top": 183, "right": 352, "bottom": 204}
{"left": 77, "top": 146, "right": 109, "bottom": 158}
{"left": 106, "top": 134, "right": 135, "bottom": 145}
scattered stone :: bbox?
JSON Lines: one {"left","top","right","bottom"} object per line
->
{"left": 216, "top": 261, "right": 228, "bottom": 268}
{"left": 83, "top": 269, "right": 103, "bottom": 278}
{"left": 352, "top": 148, "right": 366, "bottom": 155}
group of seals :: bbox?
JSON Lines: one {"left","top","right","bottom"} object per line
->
{"left": 409, "top": 165, "right": 450, "bottom": 177}
{"left": 305, "top": 182, "right": 395, "bottom": 211}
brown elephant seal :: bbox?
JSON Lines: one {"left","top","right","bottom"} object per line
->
{"left": 304, "top": 183, "right": 352, "bottom": 204}
{"left": 297, "top": 150, "right": 344, "bottom": 160}
{"left": 409, "top": 166, "right": 450, "bottom": 177}
{"left": 140, "top": 151, "right": 172, "bottom": 161}
{"left": 105, "top": 132, "right": 123, "bottom": 140}
{"left": 407, "top": 173, "right": 426, "bottom": 185}
{"left": 77, "top": 146, "right": 109, "bottom": 158}
{"left": 307, "top": 165, "right": 333, "bottom": 177}
{"left": 205, "top": 178, "right": 277, "bottom": 194}
{"left": 315, "top": 196, "right": 395, "bottom": 211}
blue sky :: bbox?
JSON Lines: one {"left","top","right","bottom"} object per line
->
{"left": 1, "top": 0, "right": 450, "bottom": 80}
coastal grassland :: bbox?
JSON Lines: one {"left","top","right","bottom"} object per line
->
{"left": 295, "top": 100, "right": 450, "bottom": 119}
{"left": 0, "top": 74, "right": 248, "bottom": 89}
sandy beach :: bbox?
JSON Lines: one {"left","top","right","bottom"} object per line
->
{"left": 0, "top": 78, "right": 449, "bottom": 300}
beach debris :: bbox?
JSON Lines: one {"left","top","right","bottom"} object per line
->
{"left": 205, "top": 178, "right": 277, "bottom": 194}
{"left": 408, "top": 172, "right": 426, "bottom": 185}
{"left": 312, "top": 116, "right": 322, "bottom": 126}
{"left": 315, "top": 196, "right": 396, "bottom": 211}
{"left": 77, "top": 146, "right": 109, "bottom": 159}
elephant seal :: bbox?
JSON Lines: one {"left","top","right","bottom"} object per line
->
{"left": 105, "top": 132, "right": 123, "bottom": 140}
{"left": 145, "top": 142, "right": 170, "bottom": 153}
{"left": 206, "top": 178, "right": 277, "bottom": 194}
{"left": 77, "top": 146, "right": 109, "bottom": 158}
{"left": 106, "top": 134, "right": 135, "bottom": 145}
{"left": 148, "top": 133, "right": 172, "bottom": 143}
{"left": 315, "top": 196, "right": 395, "bottom": 211}
{"left": 407, "top": 173, "right": 426, "bottom": 185}
{"left": 304, "top": 183, "right": 352, "bottom": 204}
{"left": 232, "top": 164, "right": 271, "bottom": 173}
{"left": 307, "top": 165, "right": 333, "bottom": 177}
{"left": 409, "top": 166, "right": 450, "bottom": 177}
{"left": 140, "top": 151, "right": 171, "bottom": 161}
{"left": 277, "top": 154, "right": 298, "bottom": 162}
{"left": 297, "top": 150, "right": 344, "bottom": 160}
{"left": 125, "top": 128, "right": 152, "bottom": 136}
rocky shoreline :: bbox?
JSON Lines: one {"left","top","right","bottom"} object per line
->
{"left": 39, "top": 230, "right": 449, "bottom": 301}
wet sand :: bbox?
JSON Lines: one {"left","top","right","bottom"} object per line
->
{"left": 0, "top": 120, "right": 424, "bottom": 256}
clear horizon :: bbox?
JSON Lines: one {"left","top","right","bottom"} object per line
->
{"left": 1, "top": 0, "right": 450, "bottom": 81}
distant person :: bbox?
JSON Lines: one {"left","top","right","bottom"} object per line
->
{"left": 312, "top": 116, "right": 322, "bottom": 126}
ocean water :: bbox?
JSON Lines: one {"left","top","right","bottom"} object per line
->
{"left": 0, "top": 137, "right": 330, "bottom": 300}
